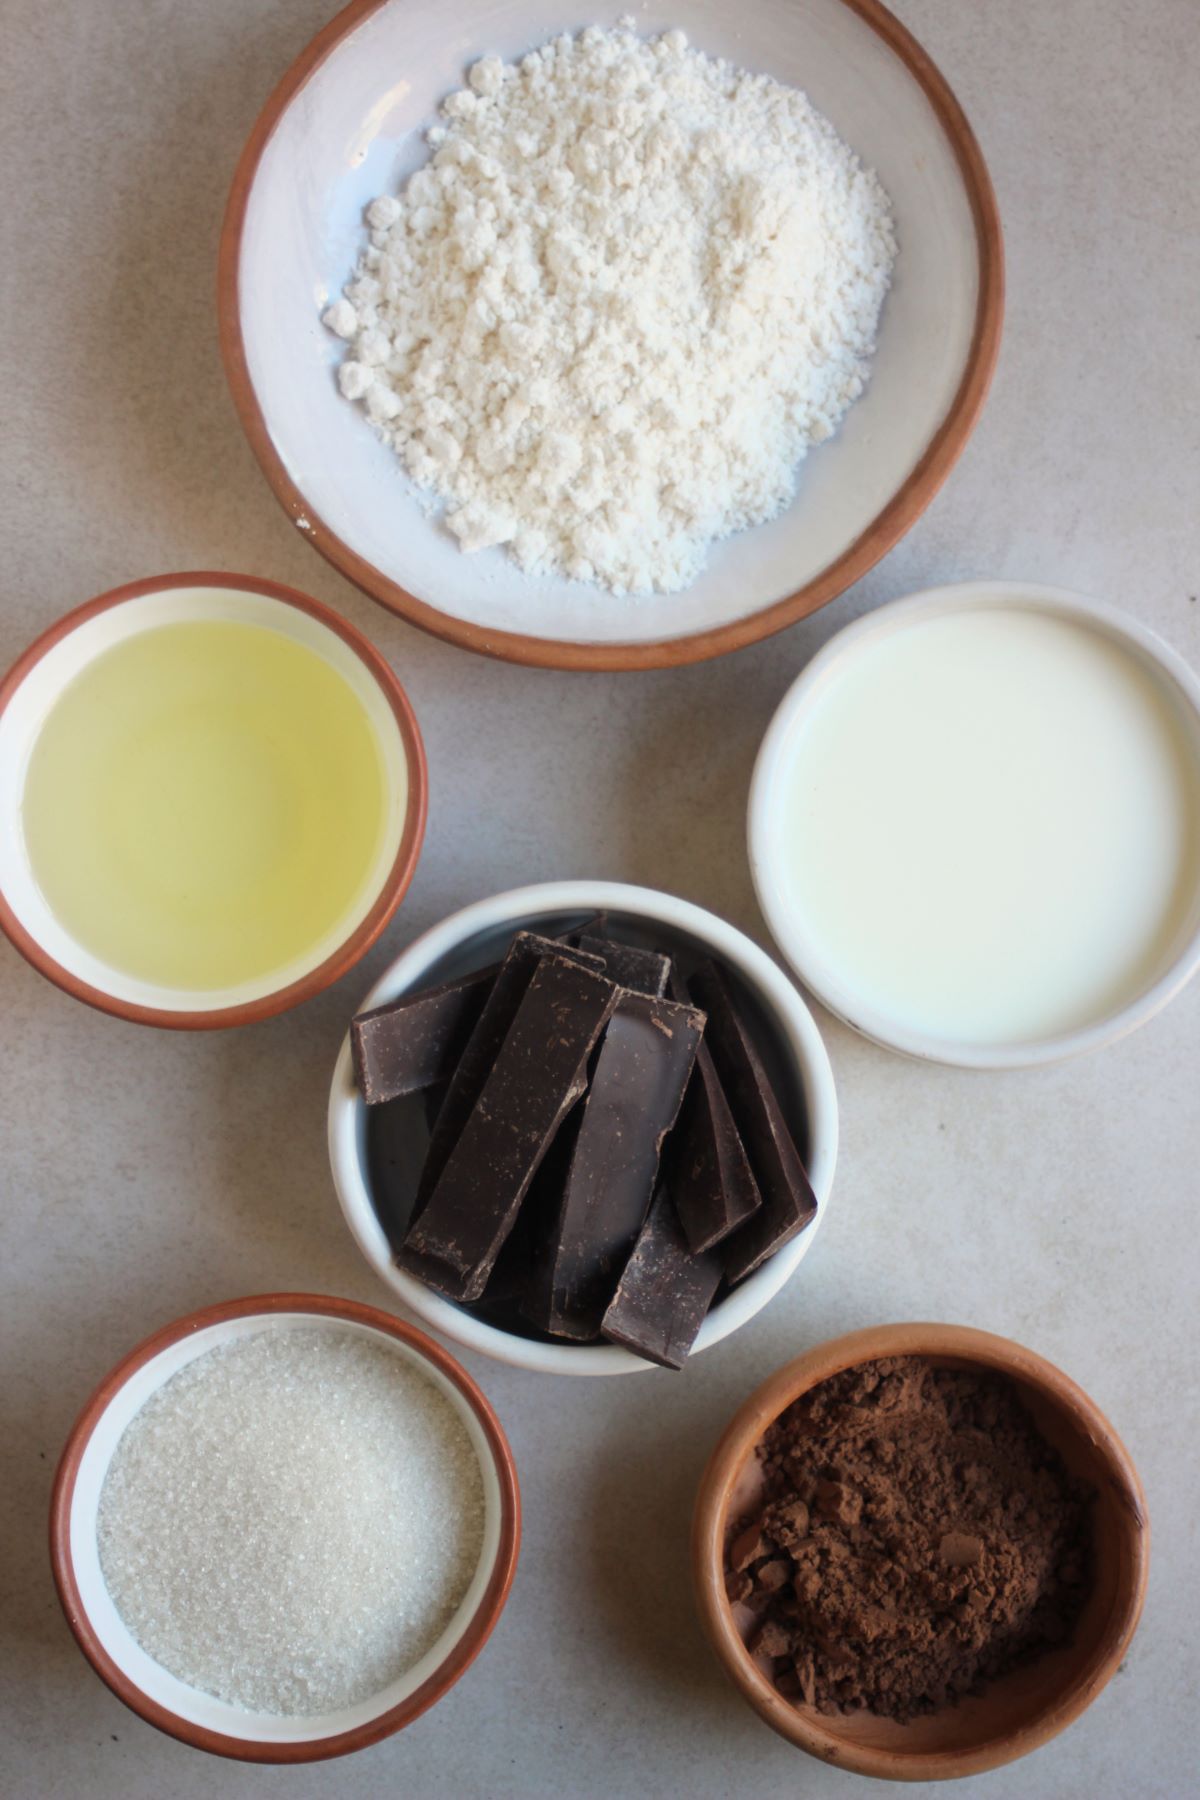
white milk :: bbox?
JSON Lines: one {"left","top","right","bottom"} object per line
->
{"left": 764, "top": 606, "right": 1200, "bottom": 1047}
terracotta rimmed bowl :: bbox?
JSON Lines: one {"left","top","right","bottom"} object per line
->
{"left": 329, "top": 881, "right": 839, "bottom": 1375}
{"left": 0, "top": 572, "right": 426, "bottom": 1028}
{"left": 219, "top": 0, "right": 1003, "bottom": 670}
{"left": 50, "top": 1293, "right": 520, "bottom": 1764}
{"left": 692, "top": 1323, "right": 1149, "bottom": 1783}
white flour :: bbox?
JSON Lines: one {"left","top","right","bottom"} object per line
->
{"left": 325, "top": 23, "right": 896, "bottom": 595}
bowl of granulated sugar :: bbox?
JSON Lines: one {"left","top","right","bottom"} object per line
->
{"left": 50, "top": 1293, "right": 520, "bottom": 1763}
{"left": 220, "top": 3, "right": 1002, "bottom": 669}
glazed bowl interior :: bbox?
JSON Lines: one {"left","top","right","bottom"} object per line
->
{"left": 52, "top": 1297, "right": 518, "bottom": 1761}
{"left": 329, "top": 881, "right": 838, "bottom": 1374}
{"left": 749, "top": 581, "right": 1200, "bottom": 1068}
{"left": 222, "top": 0, "right": 1001, "bottom": 667}
{"left": 694, "top": 1324, "right": 1149, "bottom": 1782}
{"left": 0, "top": 576, "right": 423, "bottom": 1026}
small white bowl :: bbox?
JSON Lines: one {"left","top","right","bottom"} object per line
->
{"left": 50, "top": 1294, "right": 520, "bottom": 1763}
{"left": 749, "top": 581, "right": 1200, "bottom": 1068}
{"left": 0, "top": 572, "right": 425, "bottom": 1029}
{"left": 220, "top": 0, "right": 1001, "bottom": 668}
{"left": 328, "top": 881, "right": 839, "bottom": 1374}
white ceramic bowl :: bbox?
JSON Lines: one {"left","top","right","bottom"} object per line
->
{"left": 749, "top": 580, "right": 1200, "bottom": 1068}
{"left": 220, "top": 0, "right": 1002, "bottom": 669}
{"left": 328, "top": 881, "right": 839, "bottom": 1373}
{"left": 0, "top": 572, "right": 426, "bottom": 1029}
{"left": 50, "top": 1294, "right": 520, "bottom": 1763}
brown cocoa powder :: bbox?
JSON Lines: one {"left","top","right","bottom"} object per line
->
{"left": 726, "top": 1357, "right": 1094, "bottom": 1722}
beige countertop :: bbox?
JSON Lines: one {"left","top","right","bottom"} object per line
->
{"left": 2, "top": 2, "right": 1196, "bottom": 1796}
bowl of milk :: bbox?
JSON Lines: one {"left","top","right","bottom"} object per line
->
{"left": 749, "top": 581, "right": 1200, "bottom": 1067}
{"left": 0, "top": 573, "right": 426, "bottom": 1027}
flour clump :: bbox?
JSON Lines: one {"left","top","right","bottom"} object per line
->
{"left": 324, "top": 23, "right": 896, "bottom": 595}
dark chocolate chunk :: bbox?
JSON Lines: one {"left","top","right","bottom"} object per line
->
{"left": 475, "top": 1106, "right": 580, "bottom": 1313}
{"left": 525, "top": 991, "right": 704, "bottom": 1339}
{"left": 395, "top": 1231, "right": 477, "bottom": 1303}
{"left": 368, "top": 1090, "right": 448, "bottom": 1268}
{"left": 365, "top": 1094, "right": 425, "bottom": 1255}
{"left": 413, "top": 932, "right": 604, "bottom": 1217}
{"left": 600, "top": 1187, "right": 723, "bottom": 1368}
{"left": 351, "top": 967, "right": 495, "bottom": 1106}
{"left": 667, "top": 971, "right": 761, "bottom": 1253}
{"left": 423, "top": 1079, "right": 449, "bottom": 1132}
{"left": 567, "top": 911, "right": 607, "bottom": 946}
{"left": 576, "top": 934, "right": 670, "bottom": 998}
{"left": 403, "top": 956, "right": 619, "bottom": 1300}
{"left": 687, "top": 961, "right": 817, "bottom": 1284}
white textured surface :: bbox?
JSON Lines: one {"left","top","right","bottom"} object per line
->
{"left": 0, "top": 2, "right": 1196, "bottom": 1797}
{"left": 97, "top": 1328, "right": 484, "bottom": 1716}
{"left": 325, "top": 22, "right": 894, "bottom": 593}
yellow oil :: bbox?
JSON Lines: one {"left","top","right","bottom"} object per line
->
{"left": 21, "top": 619, "right": 395, "bottom": 992}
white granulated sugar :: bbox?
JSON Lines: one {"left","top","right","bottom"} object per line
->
{"left": 324, "top": 22, "right": 896, "bottom": 595}
{"left": 97, "top": 1328, "right": 485, "bottom": 1716}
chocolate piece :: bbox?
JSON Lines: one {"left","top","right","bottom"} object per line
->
{"left": 404, "top": 956, "right": 618, "bottom": 1300}
{"left": 667, "top": 971, "right": 761, "bottom": 1252}
{"left": 413, "top": 931, "right": 604, "bottom": 1216}
{"left": 567, "top": 911, "right": 607, "bottom": 946}
{"left": 397, "top": 1235, "right": 478, "bottom": 1303}
{"left": 688, "top": 961, "right": 816, "bottom": 1284}
{"left": 601, "top": 1188, "right": 723, "bottom": 1368}
{"left": 526, "top": 992, "right": 704, "bottom": 1339}
{"left": 351, "top": 967, "right": 494, "bottom": 1106}
{"left": 476, "top": 1108, "right": 579, "bottom": 1310}
{"left": 423, "top": 1080, "right": 449, "bottom": 1132}
{"left": 365, "top": 1094, "right": 425, "bottom": 1255}
{"left": 576, "top": 933, "right": 670, "bottom": 998}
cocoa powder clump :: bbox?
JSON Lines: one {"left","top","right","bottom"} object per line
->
{"left": 726, "top": 1357, "right": 1094, "bottom": 1722}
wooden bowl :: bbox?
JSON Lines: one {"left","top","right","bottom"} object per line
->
{"left": 50, "top": 1294, "right": 520, "bottom": 1763}
{"left": 692, "top": 1323, "right": 1149, "bottom": 1782}
{"left": 0, "top": 572, "right": 426, "bottom": 1029}
{"left": 218, "top": 0, "right": 1003, "bottom": 670}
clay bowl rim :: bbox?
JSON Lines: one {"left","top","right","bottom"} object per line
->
{"left": 49, "top": 1291, "right": 521, "bottom": 1765}
{"left": 0, "top": 570, "right": 428, "bottom": 1030}
{"left": 691, "top": 1321, "right": 1150, "bottom": 1783}
{"left": 216, "top": 0, "right": 1004, "bottom": 671}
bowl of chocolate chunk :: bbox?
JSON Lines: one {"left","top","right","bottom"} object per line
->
{"left": 693, "top": 1323, "right": 1149, "bottom": 1781}
{"left": 329, "top": 881, "right": 837, "bottom": 1374}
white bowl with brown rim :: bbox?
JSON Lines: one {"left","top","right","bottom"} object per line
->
{"left": 328, "top": 879, "right": 839, "bottom": 1374}
{"left": 50, "top": 1293, "right": 520, "bottom": 1764}
{"left": 219, "top": 0, "right": 1003, "bottom": 669}
{"left": 0, "top": 571, "right": 426, "bottom": 1028}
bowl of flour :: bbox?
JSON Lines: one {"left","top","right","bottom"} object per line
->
{"left": 221, "top": 1, "right": 1002, "bottom": 667}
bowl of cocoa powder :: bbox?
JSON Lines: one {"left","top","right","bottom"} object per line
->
{"left": 693, "top": 1324, "right": 1148, "bottom": 1781}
